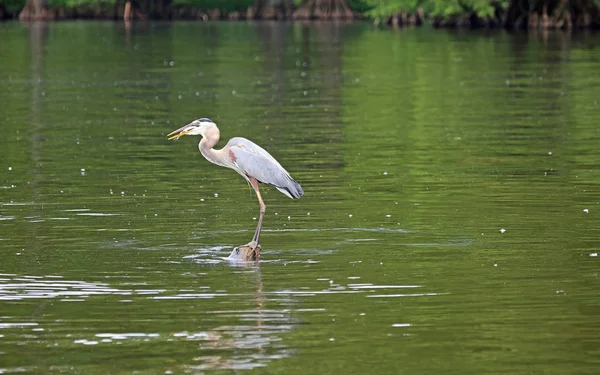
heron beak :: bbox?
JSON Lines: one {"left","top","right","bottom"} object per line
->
{"left": 167, "top": 124, "right": 193, "bottom": 141}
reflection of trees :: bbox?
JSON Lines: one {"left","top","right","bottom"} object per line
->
{"left": 27, "top": 22, "right": 48, "bottom": 195}
{"left": 562, "top": 31, "right": 600, "bottom": 199}
{"left": 25, "top": 22, "right": 48, "bottom": 272}
{"left": 339, "top": 28, "right": 588, "bottom": 233}
{"left": 253, "top": 22, "right": 346, "bottom": 167}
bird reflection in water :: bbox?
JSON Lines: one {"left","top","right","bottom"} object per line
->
{"left": 172, "top": 262, "right": 293, "bottom": 372}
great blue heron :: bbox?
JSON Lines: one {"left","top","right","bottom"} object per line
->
{"left": 168, "top": 118, "right": 303, "bottom": 260}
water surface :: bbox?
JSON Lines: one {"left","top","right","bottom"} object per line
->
{"left": 1, "top": 21, "right": 599, "bottom": 374}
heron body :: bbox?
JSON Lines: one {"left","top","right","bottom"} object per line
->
{"left": 168, "top": 118, "right": 303, "bottom": 260}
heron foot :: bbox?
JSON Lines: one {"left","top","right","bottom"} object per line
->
{"left": 228, "top": 241, "right": 261, "bottom": 261}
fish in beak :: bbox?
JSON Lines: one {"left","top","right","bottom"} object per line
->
{"left": 167, "top": 124, "right": 194, "bottom": 141}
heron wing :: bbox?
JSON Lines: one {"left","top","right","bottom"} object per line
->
{"left": 228, "top": 137, "right": 303, "bottom": 199}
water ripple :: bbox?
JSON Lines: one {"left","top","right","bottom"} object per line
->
{"left": 0, "top": 275, "right": 163, "bottom": 301}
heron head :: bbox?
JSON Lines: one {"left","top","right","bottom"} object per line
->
{"left": 168, "top": 118, "right": 216, "bottom": 141}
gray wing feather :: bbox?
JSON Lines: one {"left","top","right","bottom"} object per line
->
{"left": 228, "top": 137, "right": 303, "bottom": 199}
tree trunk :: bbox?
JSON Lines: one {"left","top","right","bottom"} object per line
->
{"left": 19, "top": 0, "right": 47, "bottom": 21}
{"left": 253, "top": 0, "right": 294, "bottom": 20}
{"left": 124, "top": 1, "right": 131, "bottom": 21}
{"left": 293, "top": 0, "right": 355, "bottom": 20}
{"left": 505, "top": 0, "right": 600, "bottom": 29}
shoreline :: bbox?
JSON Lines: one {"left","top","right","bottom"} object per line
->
{"left": 3, "top": 17, "right": 600, "bottom": 31}
{"left": 3, "top": 3, "right": 600, "bottom": 30}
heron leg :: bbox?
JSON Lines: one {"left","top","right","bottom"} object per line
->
{"left": 250, "top": 178, "right": 266, "bottom": 245}
{"left": 229, "top": 177, "right": 264, "bottom": 261}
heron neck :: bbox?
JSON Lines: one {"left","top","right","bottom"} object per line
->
{"left": 199, "top": 128, "right": 225, "bottom": 166}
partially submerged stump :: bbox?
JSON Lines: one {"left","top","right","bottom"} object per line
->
{"left": 228, "top": 244, "right": 261, "bottom": 261}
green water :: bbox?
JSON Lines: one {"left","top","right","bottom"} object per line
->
{"left": 1, "top": 21, "right": 600, "bottom": 374}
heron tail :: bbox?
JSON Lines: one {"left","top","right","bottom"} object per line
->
{"left": 276, "top": 178, "right": 303, "bottom": 199}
